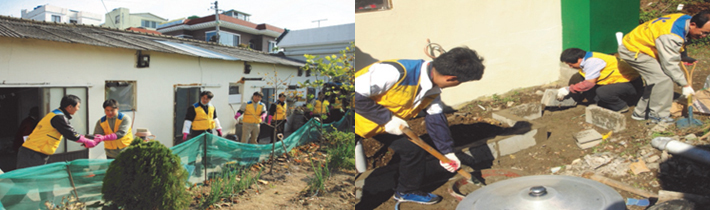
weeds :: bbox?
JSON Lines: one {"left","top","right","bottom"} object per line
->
{"left": 307, "top": 160, "right": 331, "bottom": 196}
{"left": 651, "top": 131, "right": 674, "bottom": 138}
{"left": 322, "top": 130, "right": 356, "bottom": 170}
{"left": 197, "top": 166, "right": 262, "bottom": 208}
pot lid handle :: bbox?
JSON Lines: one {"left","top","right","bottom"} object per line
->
{"left": 529, "top": 186, "right": 547, "bottom": 197}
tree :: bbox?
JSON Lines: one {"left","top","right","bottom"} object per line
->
{"left": 300, "top": 42, "right": 355, "bottom": 121}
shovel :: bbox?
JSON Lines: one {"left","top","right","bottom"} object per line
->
{"left": 400, "top": 126, "right": 484, "bottom": 185}
{"left": 676, "top": 63, "right": 703, "bottom": 128}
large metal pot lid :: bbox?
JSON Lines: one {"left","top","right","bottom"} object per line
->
{"left": 456, "top": 175, "right": 625, "bottom": 210}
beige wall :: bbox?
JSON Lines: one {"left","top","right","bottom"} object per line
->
{"left": 0, "top": 37, "right": 312, "bottom": 159}
{"left": 356, "top": 0, "right": 562, "bottom": 107}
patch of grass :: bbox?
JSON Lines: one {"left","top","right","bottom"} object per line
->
{"left": 651, "top": 131, "right": 674, "bottom": 138}
{"left": 197, "top": 166, "right": 262, "bottom": 208}
{"left": 306, "top": 160, "right": 331, "bottom": 196}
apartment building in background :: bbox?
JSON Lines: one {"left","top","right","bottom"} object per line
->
{"left": 21, "top": 4, "right": 102, "bottom": 25}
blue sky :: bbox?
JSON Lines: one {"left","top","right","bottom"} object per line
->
{"left": 0, "top": 0, "right": 354, "bottom": 30}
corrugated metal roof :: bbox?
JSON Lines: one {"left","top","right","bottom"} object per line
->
{"left": 155, "top": 40, "right": 239, "bottom": 61}
{"left": 0, "top": 15, "right": 304, "bottom": 67}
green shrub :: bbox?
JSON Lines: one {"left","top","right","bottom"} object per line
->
{"left": 322, "top": 130, "right": 355, "bottom": 170}
{"left": 102, "top": 139, "right": 190, "bottom": 210}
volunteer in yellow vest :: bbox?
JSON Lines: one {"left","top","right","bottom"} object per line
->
{"left": 92, "top": 99, "right": 132, "bottom": 159}
{"left": 310, "top": 91, "right": 330, "bottom": 119}
{"left": 557, "top": 48, "right": 642, "bottom": 112}
{"left": 355, "top": 47, "right": 485, "bottom": 205}
{"left": 17, "top": 95, "right": 100, "bottom": 169}
{"left": 619, "top": 11, "right": 710, "bottom": 123}
{"left": 182, "top": 91, "right": 223, "bottom": 143}
{"left": 235, "top": 92, "right": 267, "bottom": 144}
{"left": 268, "top": 93, "right": 288, "bottom": 143}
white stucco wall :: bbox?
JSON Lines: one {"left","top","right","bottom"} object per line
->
{"left": 0, "top": 37, "right": 313, "bottom": 159}
{"left": 355, "top": 0, "right": 562, "bottom": 107}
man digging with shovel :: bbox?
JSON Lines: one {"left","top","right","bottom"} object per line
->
{"left": 355, "top": 47, "right": 485, "bottom": 205}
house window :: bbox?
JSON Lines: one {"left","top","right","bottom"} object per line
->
{"left": 114, "top": 15, "right": 120, "bottom": 24}
{"left": 141, "top": 20, "right": 157, "bottom": 28}
{"left": 228, "top": 83, "right": 242, "bottom": 103}
{"left": 262, "top": 88, "right": 275, "bottom": 107}
{"left": 268, "top": 41, "right": 278, "bottom": 53}
{"left": 206, "top": 31, "right": 241, "bottom": 47}
{"left": 51, "top": 15, "right": 61, "bottom": 22}
{"left": 105, "top": 81, "right": 137, "bottom": 111}
{"left": 70, "top": 19, "right": 77, "bottom": 24}
{"left": 248, "top": 41, "right": 255, "bottom": 49}
{"left": 356, "top": 0, "right": 392, "bottom": 13}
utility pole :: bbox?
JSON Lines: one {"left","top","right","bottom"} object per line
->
{"left": 312, "top": 19, "right": 327, "bottom": 27}
{"left": 210, "top": 1, "right": 221, "bottom": 42}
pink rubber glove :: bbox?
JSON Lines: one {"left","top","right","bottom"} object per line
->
{"left": 261, "top": 113, "right": 267, "bottom": 122}
{"left": 234, "top": 112, "right": 242, "bottom": 119}
{"left": 94, "top": 133, "right": 117, "bottom": 141}
{"left": 76, "top": 135, "right": 99, "bottom": 148}
{"left": 182, "top": 133, "right": 188, "bottom": 141}
{"left": 268, "top": 115, "right": 273, "bottom": 125}
{"left": 217, "top": 129, "right": 223, "bottom": 136}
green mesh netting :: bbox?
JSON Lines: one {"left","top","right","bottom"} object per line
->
{"left": 0, "top": 112, "right": 352, "bottom": 210}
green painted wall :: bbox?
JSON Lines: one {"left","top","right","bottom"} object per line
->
{"left": 562, "top": 0, "right": 639, "bottom": 54}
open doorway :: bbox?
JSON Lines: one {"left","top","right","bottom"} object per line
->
{"left": 174, "top": 87, "right": 200, "bottom": 146}
{"left": 0, "top": 87, "right": 89, "bottom": 173}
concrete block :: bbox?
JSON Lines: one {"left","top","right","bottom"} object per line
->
{"left": 574, "top": 129, "right": 603, "bottom": 144}
{"left": 577, "top": 139, "right": 602, "bottom": 149}
{"left": 497, "top": 129, "right": 538, "bottom": 156}
{"left": 585, "top": 105, "right": 626, "bottom": 132}
{"left": 541, "top": 89, "right": 577, "bottom": 107}
{"left": 492, "top": 109, "right": 526, "bottom": 127}
{"left": 509, "top": 103, "right": 543, "bottom": 120}
{"left": 559, "top": 62, "right": 578, "bottom": 86}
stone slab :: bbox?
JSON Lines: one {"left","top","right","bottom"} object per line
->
{"left": 458, "top": 122, "right": 547, "bottom": 160}
{"left": 577, "top": 139, "right": 602, "bottom": 149}
{"left": 492, "top": 109, "right": 527, "bottom": 127}
{"left": 541, "top": 89, "right": 577, "bottom": 107}
{"left": 508, "top": 103, "right": 543, "bottom": 120}
{"left": 574, "top": 129, "right": 603, "bottom": 144}
{"left": 585, "top": 105, "right": 626, "bottom": 132}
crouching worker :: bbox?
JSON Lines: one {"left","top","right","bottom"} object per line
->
{"left": 557, "top": 48, "right": 642, "bottom": 112}
{"left": 355, "top": 47, "right": 485, "bottom": 205}
{"left": 17, "top": 95, "right": 102, "bottom": 169}
{"left": 93, "top": 99, "right": 133, "bottom": 159}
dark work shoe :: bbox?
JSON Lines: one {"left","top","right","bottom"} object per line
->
{"left": 617, "top": 106, "right": 630, "bottom": 113}
{"left": 393, "top": 191, "right": 443, "bottom": 205}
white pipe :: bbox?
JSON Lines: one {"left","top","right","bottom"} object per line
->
{"left": 651, "top": 137, "right": 710, "bottom": 165}
{"left": 355, "top": 140, "right": 367, "bottom": 173}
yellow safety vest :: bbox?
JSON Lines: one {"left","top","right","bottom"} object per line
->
{"left": 243, "top": 101, "right": 265, "bottom": 124}
{"left": 99, "top": 112, "right": 134, "bottom": 150}
{"left": 579, "top": 52, "right": 639, "bottom": 85}
{"left": 313, "top": 100, "right": 330, "bottom": 114}
{"left": 191, "top": 103, "right": 215, "bottom": 130}
{"left": 23, "top": 109, "right": 65, "bottom": 155}
{"left": 332, "top": 98, "right": 343, "bottom": 109}
{"left": 623, "top": 13, "right": 690, "bottom": 59}
{"left": 355, "top": 59, "right": 439, "bottom": 138}
{"left": 274, "top": 102, "right": 287, "bottom": 120}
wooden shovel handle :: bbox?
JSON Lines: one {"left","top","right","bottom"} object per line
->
{"left": 400, "top": 126, "right": 472, "bottom": 180}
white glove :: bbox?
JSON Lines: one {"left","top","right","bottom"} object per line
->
{"left": 682, "top": 86, "right": 695, "bottom": 97}
{"left": 384, "top": 116, "right": 408, "bottom": 135}
{"left": 439, "top": 153, "right": 461, "bottom": 173}
{"left": 556, "top": 87, "right": 570, "bottom": 100}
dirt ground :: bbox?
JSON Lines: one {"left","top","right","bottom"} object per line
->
{"left": 361, "top": 49, "right": 710, "bottom": 209}
{"left": 188, "top": 143, "right": 358, "bottom": 210}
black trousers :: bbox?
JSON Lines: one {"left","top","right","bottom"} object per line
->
{"left": 570, "top": 75, "right": 643, "bottom": 111}
{"left": 359, "top": 133, "right": 427, "bottom": 193}
{"left": 270, "top": 120, "right": 286, "bottom": 143}
{"left": 16, "top": 146, "right": 49, "bottom": 169}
